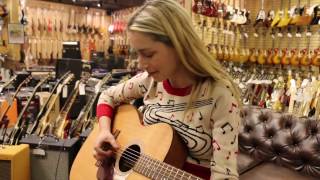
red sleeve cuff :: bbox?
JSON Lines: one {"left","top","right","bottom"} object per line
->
{"left": 96, "top": 104, "right": 114, "bottom": 119}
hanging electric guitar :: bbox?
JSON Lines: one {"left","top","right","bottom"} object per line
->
{"left": 70, "top": 105, "right": 203, "bottom": 180}
{"left": 6, "top": 75, "right": 51, "bottom": 145}
{"left": 0, "top": 76, "right": 31, "bottom": 141}
{"left": 35, "top": 73, "right": 75, "bottom": 137}
{"left": 254, "top": 0, "right": 266, "bottom": 27}
{"left": 295, "top": 0, "right": 313, "bottom": 26}
{"left": 27, "top": 71, "right": 72, "bottom": 135}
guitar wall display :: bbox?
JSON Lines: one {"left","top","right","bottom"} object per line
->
{"left": 190, "top": 0, "right": 320, "bottom": 69}
{"left": 25, "top": 1, "right": 111, "bottom": 64}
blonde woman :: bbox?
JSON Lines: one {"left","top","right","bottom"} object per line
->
{"left": 94, "top": 0, "right": 241, "bottom": 179}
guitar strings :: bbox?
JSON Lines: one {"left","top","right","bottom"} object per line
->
{"left": 103, "top": 147, "right": 200, "bottom": 179}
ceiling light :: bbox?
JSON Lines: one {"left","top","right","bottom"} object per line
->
{"left": 97, "top": 2, "right": 101, "bottom": 7}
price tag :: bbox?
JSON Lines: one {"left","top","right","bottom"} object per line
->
{"left": 287, "top": 33, "right": 292, "bottom": 38}
{"left": 95, "top": 81, "right": 102, "bottom": 93}
{"left": 296, "top": 33, "right": 302, "bottom": 38}
{"left": 62, "top": 85, "right": 68, "bottom": 98}
{"left": 277, "top": 33, "right": 283, "bottom": 37}
{"left": 79, "top": 82, "right": 86, "bottom": 95}
{"left": 57, "top": 84, "right": 62, "bottom": 93}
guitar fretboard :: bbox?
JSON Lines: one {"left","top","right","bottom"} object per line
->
{"left": 133, "top": 155, "right": 203, "bottom": 180}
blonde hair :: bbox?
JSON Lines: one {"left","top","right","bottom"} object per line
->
{"left": 127, "top": 0, "right": 241, "bottom": 105}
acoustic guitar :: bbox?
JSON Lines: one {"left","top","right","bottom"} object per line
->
{"left": 290, "top": 48, "right": 300, "bottom": 66}
{"left": 311, "top": 48, "right": 320, "bottom": 66}
{"left": 272, "top": 48, "right": 281, "bottom": 65}
{"left": 280, "top": 48, "right": 291, "bottom": 65}
{"left": 70, "top": 105, "right": 203, "bottom": 180}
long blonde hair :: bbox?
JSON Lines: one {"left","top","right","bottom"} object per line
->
{"left": 127, "top": 0, "right": 241, "bottom": 105}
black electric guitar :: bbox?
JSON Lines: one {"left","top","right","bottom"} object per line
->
{"left": 70, "top": 105, "right": 203, "bottom": 180}
{"left": 27, "top": 71, "right": 72, "bottom": 135}
{"left": 0, "top": 75, "right": 32, "bottom": 142}
{"left": 6, "top": 75, "right": 51, "bottom": 145}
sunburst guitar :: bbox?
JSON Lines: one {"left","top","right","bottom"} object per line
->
{"left": 70, "top": 105, "right": 203, "bottom": 180}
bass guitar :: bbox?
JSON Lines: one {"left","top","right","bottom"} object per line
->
{"left": 70, "top": 105, "right": 203, "bottom": 180}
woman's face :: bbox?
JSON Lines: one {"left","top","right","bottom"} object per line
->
{"left": 128, "top": 31, "right": 182, "bottom": 82}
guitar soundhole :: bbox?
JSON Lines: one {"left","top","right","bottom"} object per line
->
{"left": 119, "top": 144, "right": 140, "bottom": 172}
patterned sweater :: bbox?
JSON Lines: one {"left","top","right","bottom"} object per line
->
{"left": 97, "top": 72, "right": 240, "bottom": 180}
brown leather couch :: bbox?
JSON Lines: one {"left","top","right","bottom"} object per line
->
{"left": 238, "top": 106, "right": 320, "bottom": 180}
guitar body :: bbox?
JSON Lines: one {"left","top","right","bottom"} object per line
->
{"left": 281, "top": 49, "right": 291, "bottom": 65}
{"left": 248, "top": 48, "right": 257, "bottom": 63}
{"left": 290, "top": 49, "right": 300, "bottom": 66}
{"left": 300, "top": 49, "right": 311, "bottom": 66}
{"left": 217, "top": 45, "right": 224, "bottom": 61}
{"left": 272, "top": 49, "right": 281, "bottom": 65}
{"left": 311, "top": 49, "right": 320, "bottom": 66}
{"left": 266, "top": 49, "right": 273, "bottom": 64}
{"left": 257, "top": 49, "right": 266, "bottom": 64}
{"left": 70, "top": 105, "right": 189, "bottom": 180}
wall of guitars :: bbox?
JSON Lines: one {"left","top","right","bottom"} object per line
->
{"left": 191, "top": 0, "right": 320, "bottom": 119}
{"left": 22, "top": 0, "right": 111, "bottom": 68}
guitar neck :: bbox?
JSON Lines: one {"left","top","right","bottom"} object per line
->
{"left": 0, "top": 79, "right": 29, "bottom": 122}
{"left": 133, "top": 156, "right": 202, "bottom": 180}
{"left": 0, "top": 75, "right": 16, "bottom": 92}
{"left": 14, "top": 80, "right": 47, "bottom": 128}
{"left": 60, "top": 83, "right": 80, "bottom": 118}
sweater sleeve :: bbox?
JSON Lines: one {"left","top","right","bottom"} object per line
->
{"left": 210, "top": 84, "right": 240, "bottom": 180}
{"left": 96, "top": 71, "right": 152, "bottom": 119}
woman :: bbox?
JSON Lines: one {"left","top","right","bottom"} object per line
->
{"left": 94, "top": 0, "right": 241, "bottom": 179}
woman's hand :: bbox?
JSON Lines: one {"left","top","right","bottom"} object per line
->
{"left": 93, "top": 116, "right": 119, "bottom": 161}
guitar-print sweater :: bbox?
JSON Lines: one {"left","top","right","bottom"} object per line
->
{"left": 97, "top": 72, "right": 240, "bottom": 180}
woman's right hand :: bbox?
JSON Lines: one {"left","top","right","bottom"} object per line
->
{"left": 93, "top": 116, "right": 119, "bottom": 161}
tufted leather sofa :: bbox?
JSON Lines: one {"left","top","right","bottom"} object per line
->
{"left": 238, "top": 106, "right": 320, "bottom": 180}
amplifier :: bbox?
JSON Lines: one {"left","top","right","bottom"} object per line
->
{"left": 0, "top": 97, "right": 18, "bottom": 127}
{"left": 20, "top": 135, "right": 80, "bottom": 180}
{"left": 0, "top": 144, "right": 30, "bottom": 180}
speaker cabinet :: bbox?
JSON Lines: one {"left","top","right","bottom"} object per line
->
{"left": 0, "top": 98, "right": 18, "bottom": 127}
{"left": 20, "top": 135, "right": 80, "bottom": 180}
{"left": 0, "top": 144, "right": 30, "bottom": 180}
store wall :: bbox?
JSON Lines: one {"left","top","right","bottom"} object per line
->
{"left": 0, "top": 0, "right": 21, "bottom": 62}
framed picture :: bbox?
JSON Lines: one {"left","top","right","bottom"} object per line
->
{"left": 8, "top": 23, "right": 24, "bottom": 44}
